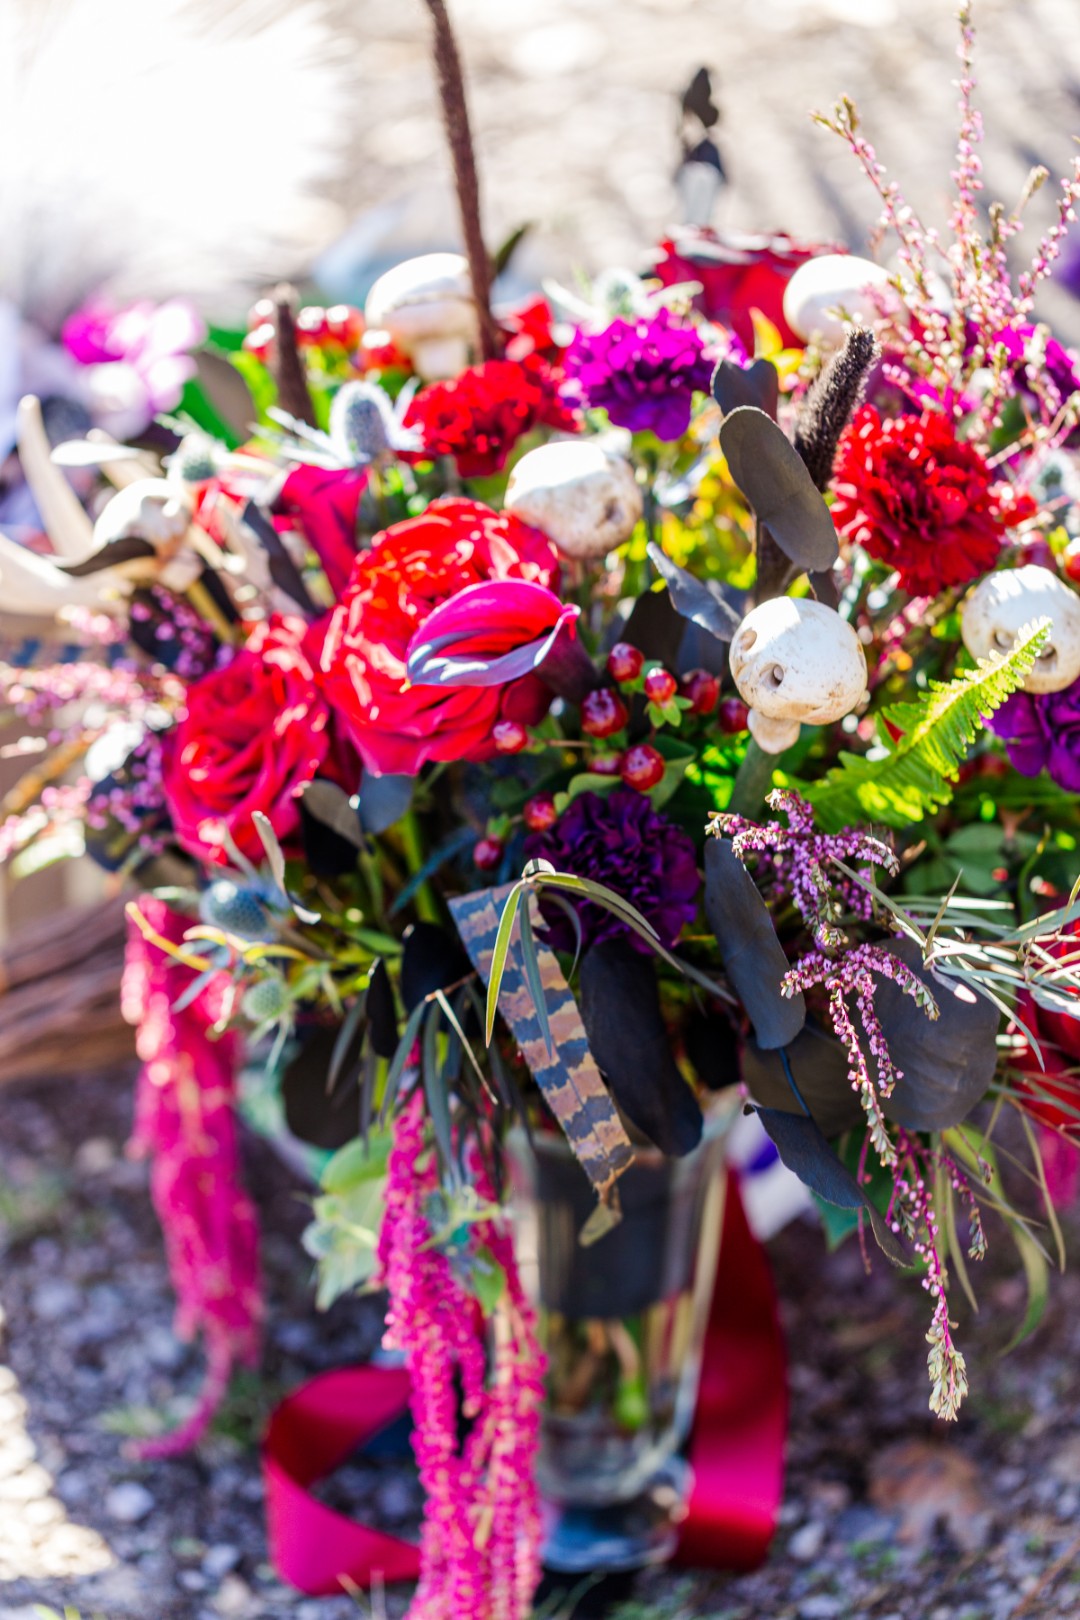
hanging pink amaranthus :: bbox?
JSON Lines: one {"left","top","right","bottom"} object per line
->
{"left": 121, "top": 896, "right": 262, "bottom": 1457}
{"left": 377, "top": 1094, "right": 545, "bottom": 1620}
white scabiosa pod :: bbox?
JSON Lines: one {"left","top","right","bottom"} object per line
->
{"left": 960, "top": 564, "right": 1080, "bottom": 693}
{"left": 364, "top": 254, "right": 477, "bottom": 380}
{"left": 504, "top": 440, "right": 642, "bottom": 561}
{"left": 729, "top": 597, "right": 868, "bottom": 754}
{"left": 782, "top": 254, "right": 897, "bottom": 345}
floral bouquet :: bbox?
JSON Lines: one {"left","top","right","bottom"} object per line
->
{"left": 4, "top": 2, "right": 1080, "bottom": 1613}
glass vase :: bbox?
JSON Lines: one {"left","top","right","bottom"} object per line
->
{"left": 506, "top": 1104, "right": 732, "bottom": 1573}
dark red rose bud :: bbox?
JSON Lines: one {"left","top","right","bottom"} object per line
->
{"left": 681, "top": 669, "right": 720, "bottom": 716}
{"left": 242, "top": 321, "right": 275, "bottom": 361}
{"left": 606, "top": 642, "right": 644, "bottom": 683}
{"left": 493, "top": 720, "right": 529, "bottom": 754}
{"left": 474, "top": 836, "right": 505, "bottom": 871}
{"left": 643, "top": 667, "right": 678, "bottom": 705}
{"left": 523, "top": 795, "right": 558, "bottom": 832}
{"left": 590, "top": 753, "right": 624, "bottom": 776}
{"left": 620, "top": 744, "right": 665, "bottom": 791}
{"left": 247, "top": 297, "right": 276, "bottom": 330}
{"left": 324, "top": 304, "right": 364, "bottom": 346}
{"left": 1063, "top": 539, "right": 1080, "bottom": 585}
{"left": 582, "top": 688, "right": 630, "bottom": 739}
{"left": 717, "top": 696, "right": 750, "bottom": 734}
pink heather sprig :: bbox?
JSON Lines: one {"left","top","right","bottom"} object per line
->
{"left": 121, "top": 898, "right": 262, "bottom": 1457}
{"left": 1018, "top": 154, "right": 1080, "bottom": 314}
{"left": 723, "top": 788, "right": 898, "bottom": 952}
{"left": 886, "top": 1130, "right": 984, "bottom": 1420}
{"left": 783, "top": 941, "right": 937, "bottom": 1165}
{"left": 377, "top": 1094, "right": 544, "bottom": 1620}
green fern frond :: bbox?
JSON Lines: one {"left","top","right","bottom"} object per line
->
{"left": 802, "top": 619, "right": 1051, "bottom": 833}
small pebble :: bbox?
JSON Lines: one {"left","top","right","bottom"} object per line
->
{"left": 31, "top": 1280, "right": 80, "bottom": 1322}
{"left": 104, "top": 1481, "right": 155, "bottom": 1524}
{"left": 203, "top": 1542, "right": 242, "bottom": 1580}
{"left": 789, "top": 1520, "right": 827, "bottom": 1561}
{"left": 799, "top": 1598, "right": 842, "bottom": 1620}
{"left": 213, "top": 1573, "right": 254, "bottom": 1615}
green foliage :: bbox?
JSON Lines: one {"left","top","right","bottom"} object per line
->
{"left": 802, "top": 623, "right": 1050, "bottom": 833}
{"left": 302, "top": 1132, "right": 392, "bottom": 1309}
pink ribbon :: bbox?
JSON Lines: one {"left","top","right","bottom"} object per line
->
{"left": 262, "top": 1173, "right": 786, "bottom": 1594}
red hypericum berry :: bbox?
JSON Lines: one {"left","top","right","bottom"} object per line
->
{"left": 242, "top": 321, "right": 275, "bottom": 361}
{"left": 1064, "top": 539, "right": 1080, "bottom": 584}
{"left": 717, "top": 696, "right": 750, "bottom": 735}
{"left": 590, "top": 753, "right": 623, "bottom": 776}
{"left": 493, "top": 720, "right": 529, "bottom": 754}
{"left": 581, "top": 688, "right": 629, "bottom": 739}
{"left": 523, "top": 794, "right": 558, "bottom": 832}
{"left": 643, "top": 667, "right": 677, "bottom": 705}
{"left": 246, "top": 297, "right": 276, "bottom": 330}
{"left": 324, "top": 303, "right": 364, "bottom": 346}
{"left": 681, "top": 669, "right": 720, "bottom": 716}
{"left": 295, "top": 305, "right": 328, "bottom": 344}
{"left": 620, "top": 744, "right": 665, "bottom": 792}
{"left": 606, "top": 642, "right": 644, "bottom": 683}
{"left": 474, "top": 836, "right": 504, "bottom": 871}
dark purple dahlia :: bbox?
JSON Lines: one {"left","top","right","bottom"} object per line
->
{"left": 523, "top": 787, "right": 700, "bottom": 953}
{"left": 560, "top": 306, "right": 716, "bottom": 440}
{"left": 989, "top": 675, "right": 1080, "bottom": 792}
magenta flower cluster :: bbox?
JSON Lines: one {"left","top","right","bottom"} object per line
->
{"left": 988, "top": 674, "right": 1080, "bottom": 792}
{"left": 560, "top": 306, "right": 716, "bottom": 439}
{"left": 377, "top": 1094, "right": 545, "bottom": 1620}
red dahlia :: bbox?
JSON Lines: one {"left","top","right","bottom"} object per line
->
{"left": 830, "top": 405, "right": 1034, "bottom": 596}
{"left": 404, "top": 355, "right": 578, "bottom": 479}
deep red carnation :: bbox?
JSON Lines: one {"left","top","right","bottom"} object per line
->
{"left": 830, "top": 405, "right": 1035, "bottom": 595}
{"left": 162, "top": 614, "right": 345, "bottom": 865}
{"left": 320, "top": 498, "right": 560, "bottom": 776}
{"left": 404, "top": 355, "right": 578, "bottom": 478}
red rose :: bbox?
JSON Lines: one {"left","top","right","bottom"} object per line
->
{"left": 651, "top": 227, "right": 831, "bottom": 349}
{"left": 320, "top": 498, "right": 560, "bottom": 776}
{"left": 274, "top": 463, "right": 366, "bottom": 597}
{"left": 404, "top": 355, "right": 578, "bottom": 479}
{"left": 830, "top": 405, "right": 1034, "bottom": 596}
{"left": 162, "top": 614, "right": 340, "bottom": 865}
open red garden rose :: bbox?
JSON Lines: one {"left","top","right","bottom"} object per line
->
{"left": 320, "top": 498, "right": 560, "bottom": 776}
{"left": 652, "top": 227, "right": 827, "bottom": 349}
{"left": 162, "top": 614, "right": 343, "bottom": 865}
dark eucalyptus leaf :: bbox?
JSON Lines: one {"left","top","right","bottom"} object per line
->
{"left": 620, "top": 584, "right": 685, "bottom": 669}
{"left": 711, "top": 357, "right": 779, "bottom": 421}
{"left": 400, "top": 921, "right": 471, "bottom": 1014}
{"left": 58, "top": 536, "right": 155, "bottom": 575}
{"left": 741, "top": 1021, "right": 864, "bottom": 1136}
{"left": 646, "top": 543, "right": 742, "bottom": 644}
{"left": 754, "top": 1104, "right": 906, "bottom": 1265}
{"left": 718, "top": 407, "right": 839, "bottom": 572}
{"left": 366, "top": 958, "right": 398, "bottom": 1059}
{"left": 239, "top": 499, "right": 319, "bottom": 616}
{"left": 356, "top": 772, "right": 413, "bottom": 835}
{"left": 282, "top": 1024, "right": 359, "bottom": 1150}
{"left": 875, "top": 938, "right": 1000, "bottom": 1131}
{"left": 579, "top": 938, "right": 704, "bottom": 1156}
{"left": 298, "top": 780, "right": 363, "bottom": 877}
{"left": 684, "top": 1007, "right": 740, "bottom": 1092}
{"left": 704, "top": 838, "right": 806, "bottom": 1049}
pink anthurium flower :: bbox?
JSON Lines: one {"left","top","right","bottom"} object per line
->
{"left": 406, "top": 579, "right": 581, "bottom": 689}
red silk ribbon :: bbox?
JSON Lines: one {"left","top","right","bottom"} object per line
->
{"left": 262, "top": 1172, "right": 786, "bottom": 1595}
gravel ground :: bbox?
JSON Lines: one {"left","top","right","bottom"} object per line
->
{"left": 2, "top": 1069, "right": 1080, "bottom": 1620}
